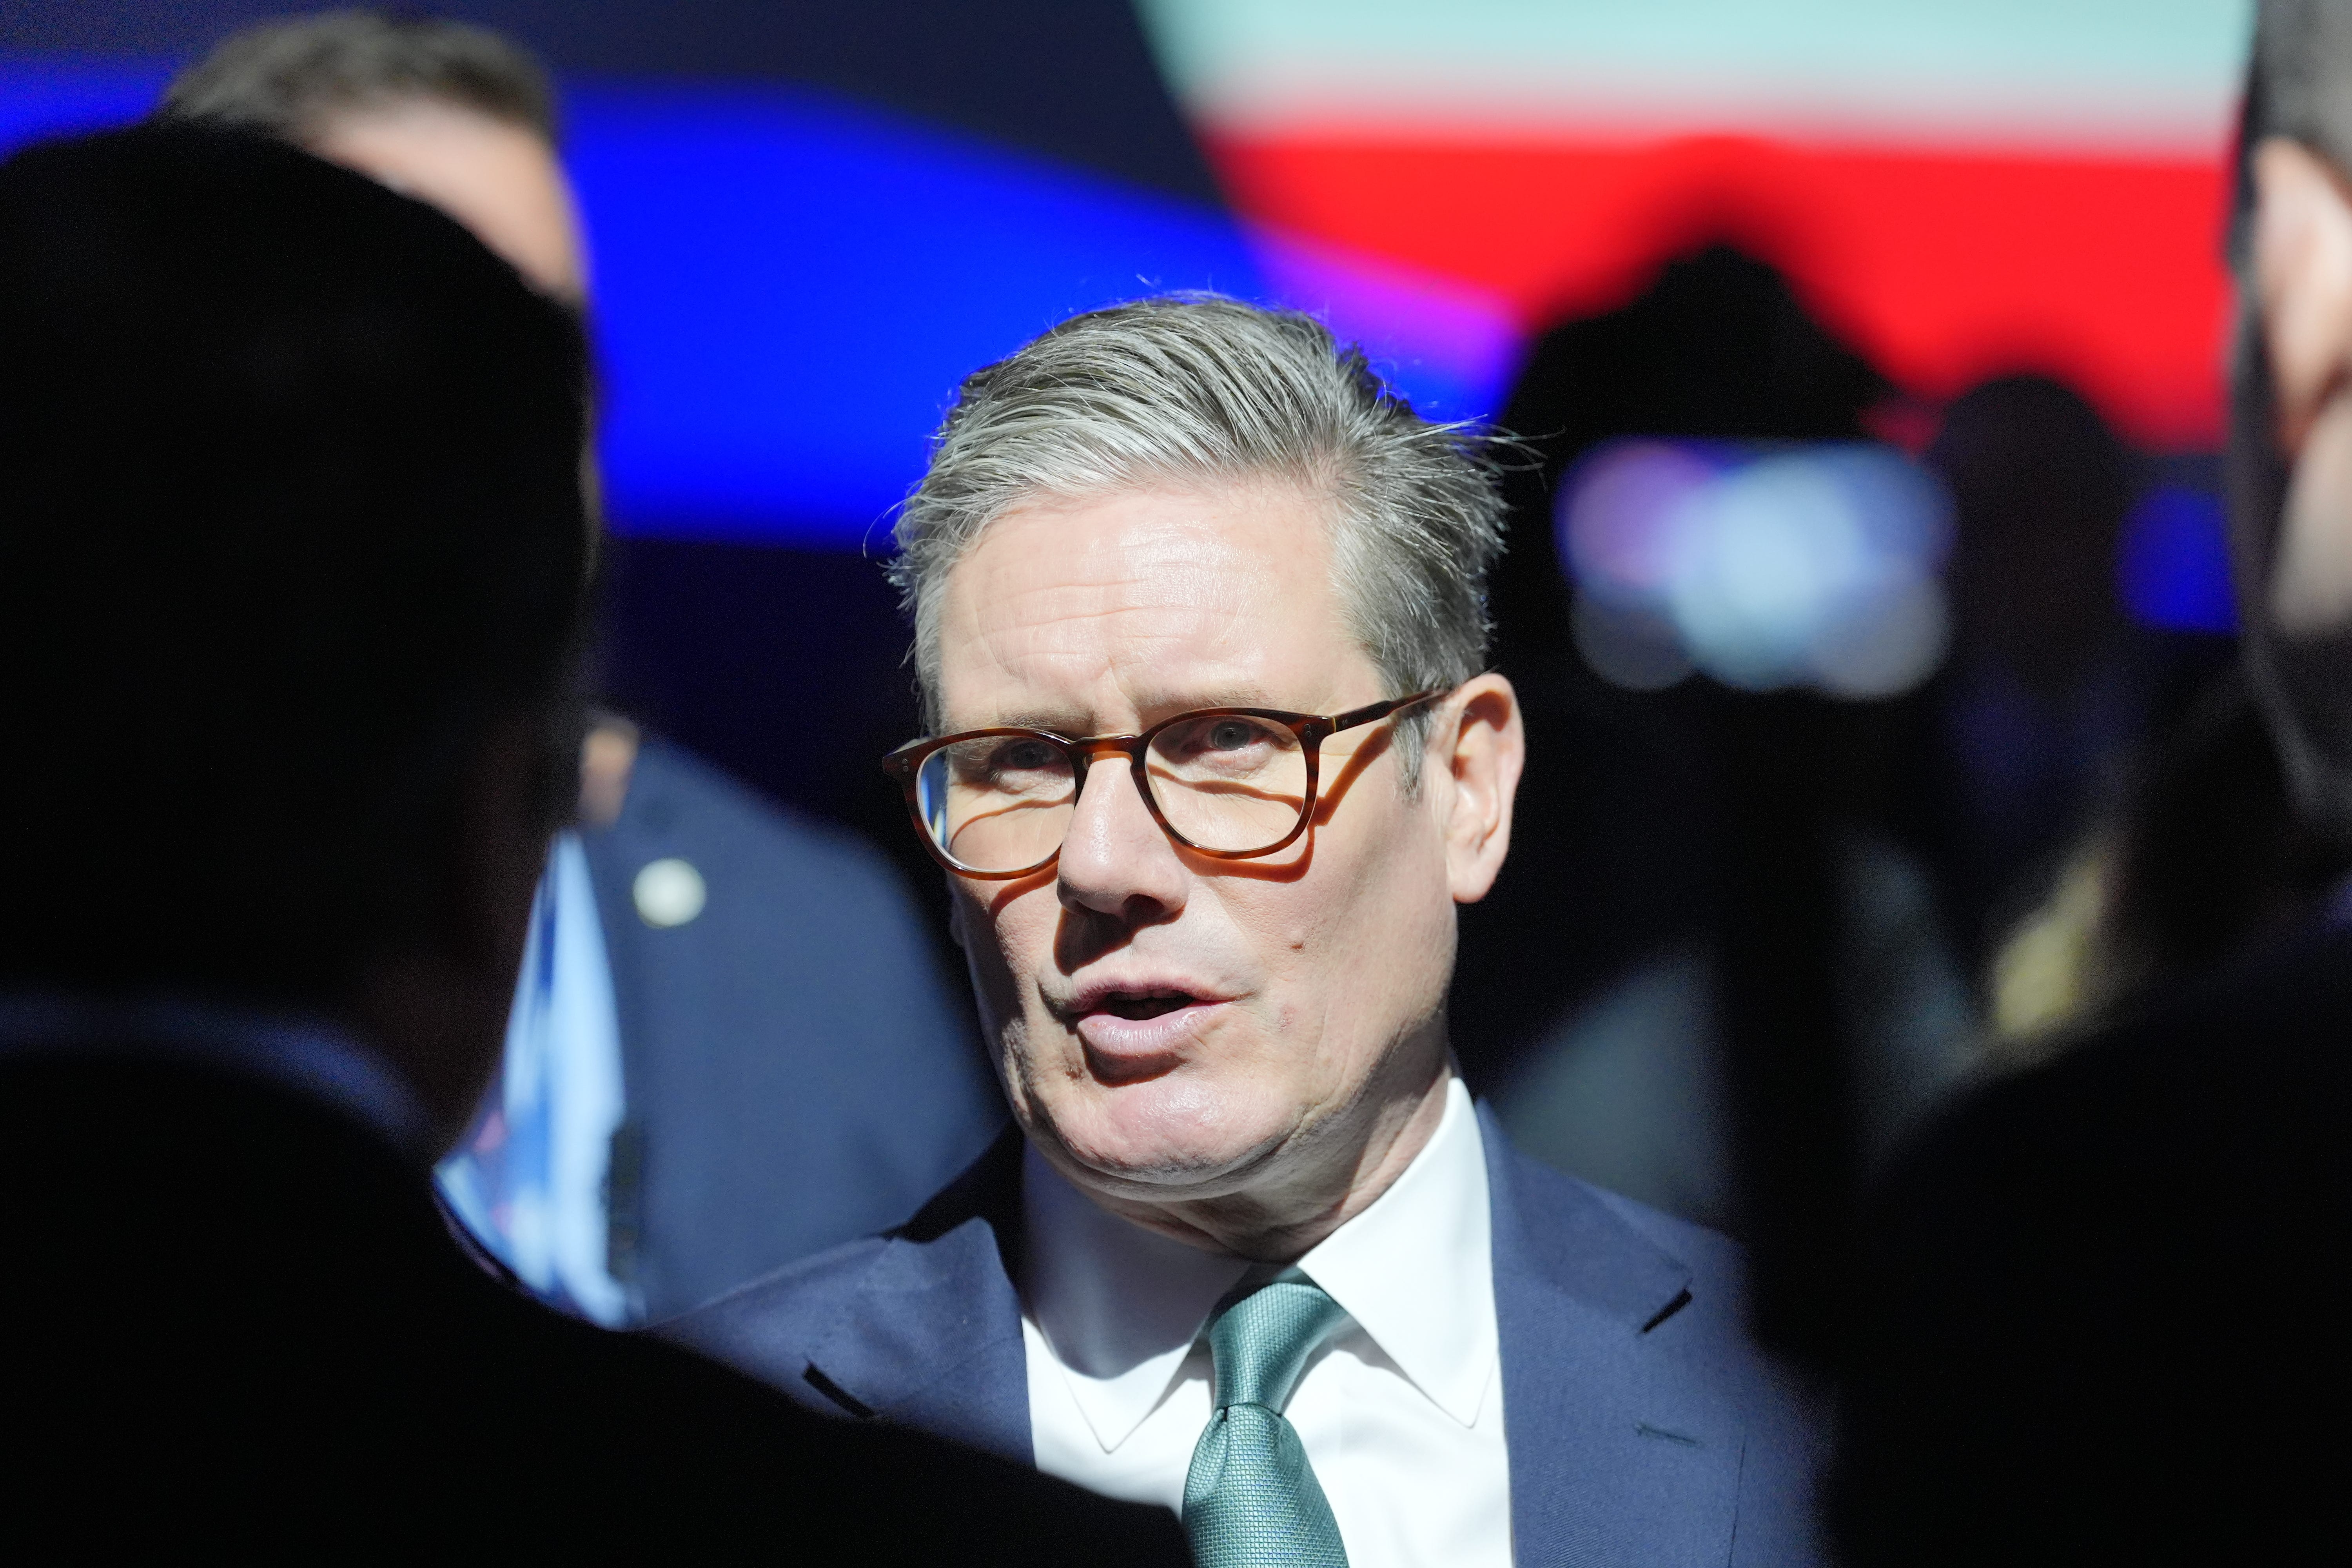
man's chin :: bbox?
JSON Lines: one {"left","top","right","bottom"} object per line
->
{"left": 1025, "top": 1077, "right": 1281, "bottom": 1198}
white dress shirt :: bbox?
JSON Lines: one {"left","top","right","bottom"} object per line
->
{"left": 437, "top": 831, "right": 635, "bottom": 1325}
{"left": 1021, "top": 1076, "right": 1512, "bottom": 1567}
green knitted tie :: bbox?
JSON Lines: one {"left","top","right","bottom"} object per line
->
{"left": 1181, "top": 1270, "right": 1353, "bottom": 1568}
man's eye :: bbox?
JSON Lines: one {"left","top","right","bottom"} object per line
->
{"left": 994, "top": 739, "right": 1056, "bottom": 773}
{"left": 1205, "top": 720, "right": 1260, "bottom": 752}
{"left": 1163, "top": 717, "right": 1277, "bottom": 763}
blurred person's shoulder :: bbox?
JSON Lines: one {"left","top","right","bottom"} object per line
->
{"left": 1877, "top": 918, "right": 2352, "bottom": 1246}
{"left": 1856, "top": 915, "right": 2352, "bottom": 1404}
{"left": 415, "top": 1212, "right": 1183, "bottom": 1561}
{"left": 524, "top": 1307, "right": 1185, "bottom": 1563}
{"left": 0, "top": 1060, "right": 1178, "bottom": 1562}
{"left": 1840, "top": 923, "right": 2352, "bottom": 1564}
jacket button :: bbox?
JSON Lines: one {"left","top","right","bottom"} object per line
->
{"left": 633, "top": 857, "right": 706, "bottom": 927}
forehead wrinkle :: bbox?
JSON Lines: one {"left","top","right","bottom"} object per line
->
{"left": 970, "top": 597, "right": 1270, "bottom": 731}
{"left": 935, "top": 483, "right": 1350, "bottom": 731}
{"left": 959, "top": 546, "right": 1252, "bottom": 677}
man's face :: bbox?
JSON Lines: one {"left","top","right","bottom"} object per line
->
{"left": 934, "top": 484, "right": 1491, "bottom": 1227}
{"left": 2234, "top": 136, "right": 2352, "bottom": 827}
{"left": 311, "top": 100, "right": 585, "bottom": 301}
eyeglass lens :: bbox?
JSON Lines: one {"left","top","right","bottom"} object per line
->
{"left": 913, "top": 714, "right": 1311, "bottom": 872}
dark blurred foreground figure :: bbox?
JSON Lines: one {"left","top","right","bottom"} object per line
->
{"left": 163, "top": 11, "right": 1000, "bottom": 1323}
{"left": 0, "top": 125, "right": 1186, "bottom": 1561}
{"left": 1834, "top": 3, "right": 2352, "bottom": 1559}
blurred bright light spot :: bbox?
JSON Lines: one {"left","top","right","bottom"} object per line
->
{"left": 1562, "top": 441, "right": 1715, "bottom": 604}
{"left": 2118, "top": 481, "right": 2235, "bottom": 633}
{"left": 1571, "top": 596, "right": 1692, "bottom": 691}
{"left": 1559, "top": 439, "right": 1952, "bottom": 698}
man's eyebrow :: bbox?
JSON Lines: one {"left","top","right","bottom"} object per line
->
{"left": 989, "top": 710, "right": 1091, "bottom": 733}
{"left": 957, "top": 689, "right": 1283, "bottom": 736}
{"left": 1142, "top": 686, "right": 1279, "bottom": 717}
{"left": 938, "top": 706, "right": 1098, "bottom": 736}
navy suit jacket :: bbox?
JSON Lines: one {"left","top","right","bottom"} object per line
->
{"left": 670, "top": 1103, "right": 1825, "bottom": 1566}
{"left": 581, "top": 738, "right": 1004, "bottom": 1321}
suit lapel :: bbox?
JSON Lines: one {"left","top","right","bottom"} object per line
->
{"left": 799, "top": 1104, "right": 1752, "bottom": 1549}
{"left": 1483, "top": 1104, "right": 1744, "bottom": 1567}
{"left": 803, "top": 1125, "right": 1034, "bottom": 1464}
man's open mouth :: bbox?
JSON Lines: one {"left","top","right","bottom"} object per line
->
{"left": 1095, "top": 989, "right": 1200, "bottom": 1021}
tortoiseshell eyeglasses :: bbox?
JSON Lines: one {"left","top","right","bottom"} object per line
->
{"left": 879, "top": 690, "right": 1447, "bottom": 878}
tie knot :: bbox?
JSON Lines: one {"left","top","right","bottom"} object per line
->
{"left": 1205, "top": 1271, "right": 1351, "bottom": 1414}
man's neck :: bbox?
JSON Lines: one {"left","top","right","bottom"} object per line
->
{"left": 1075, "top": 1058, "right": 1456, "bottom": 1263}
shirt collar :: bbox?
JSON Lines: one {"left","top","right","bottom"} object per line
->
{"left": 1022, "top": 1139, "right": 1249, "bottom": 1454}
{"left": 1020, "top": 1074, "right": 1495, "bottom": 1452}
{"left": 1294, "top": 1076, "right": 1495, "bottom": 1428}
{"left": 0, "top": 993, "right": 435, "bottom": 1162}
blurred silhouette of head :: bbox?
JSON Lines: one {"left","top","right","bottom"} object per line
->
{"left": 0, "top": 127, "right": 591, "bottom": 1146}
{"left": 161, "top": 11, "right": 583, "bottom": 301}
{"left": 1490, "top": 245, "right": 1887, "bottom": 674}
{"left": 1929, "top": 375, "right": 2131, "bottom": 696}
{"left": 2228, "top": 0, "right": 2352, "bottom": 835}
{"left": 165, "top": 13, "right": 643, "bottom": 827}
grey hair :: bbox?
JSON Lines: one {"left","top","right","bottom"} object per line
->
{"left": 889, "top": 293, "right": 1506, "bottom": 784}
{"left": 157, "top": 10, "right": 557, "bottom": 145}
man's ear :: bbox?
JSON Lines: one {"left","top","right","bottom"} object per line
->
{"left": 1436, "top": 673, "right": 1523, "bottom": 905}
{"left": 2257, "top": 137, "right": 2352, "bottom": 635}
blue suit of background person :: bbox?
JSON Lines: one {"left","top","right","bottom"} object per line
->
{"left": 439, "top": 729, "right": 1004, "bottom": 1325}
{"left": 672, "top": 1105, "right": 1822, "bottom": 1567}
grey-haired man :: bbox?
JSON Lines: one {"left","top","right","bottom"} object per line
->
{"left": 673, "top": 296, "right": 1823, "bottom": 1567}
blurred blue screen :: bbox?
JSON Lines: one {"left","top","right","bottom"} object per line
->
{"left": 568, "top": 83, "right": 1267, "bottom": 542}
{"left": 0, "top": 60, "right": 165, "bottom": 144}
{"left": 0, "top": 62, "right": 1511, "bottom": 548}
{"left": 2118, "top": 483, "right": 2236, "bottom": 634}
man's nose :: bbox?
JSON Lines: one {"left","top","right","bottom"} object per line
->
{"left": 1056, "top": 751, "right": 1189, "bottom": 923}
